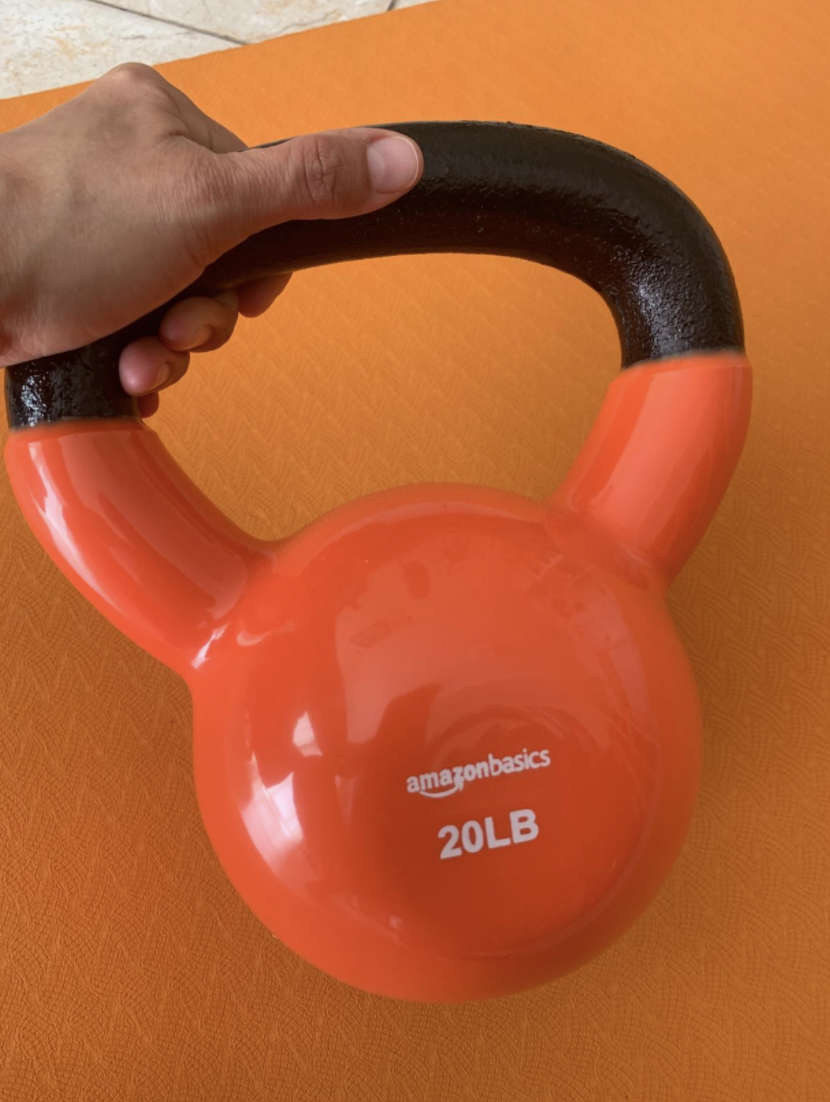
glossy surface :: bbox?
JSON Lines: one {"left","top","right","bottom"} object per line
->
{"left": 4, "top": 352, "right": 751, "bottom": 1000}
{"left": 195, "top": 489, "right": 702, "bottom": 1000}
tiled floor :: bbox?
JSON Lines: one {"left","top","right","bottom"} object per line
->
{"left": 1, "top": 0, "right": 437, "bottom": 99}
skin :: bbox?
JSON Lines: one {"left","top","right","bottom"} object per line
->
{"left": 0, "top": 63, "right": 424, "bottom": 418}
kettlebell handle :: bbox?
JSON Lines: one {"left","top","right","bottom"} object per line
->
{"left": 4, "top": 121, "right": 743, "bottom": 427}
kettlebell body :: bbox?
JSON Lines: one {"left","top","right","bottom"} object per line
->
{"left": 4, "top": 123, "right": 751, "bottom": 1001}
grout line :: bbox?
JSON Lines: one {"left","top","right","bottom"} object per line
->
{"left": 83, "top": 0, "right": 249, "bottom": 45}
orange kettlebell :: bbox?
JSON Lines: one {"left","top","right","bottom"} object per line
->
{"left": 4, "top": 123, "right": 751, "bottom": 1002}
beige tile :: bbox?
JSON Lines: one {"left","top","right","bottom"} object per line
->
{"left": 114, "top": 0, "right": 394, "bottom": 44}
{"left": 0, "top": 0, "right": 443, "bottom": 100}
{"left": 1, "top": 0, "right": 233, "bottom": 99}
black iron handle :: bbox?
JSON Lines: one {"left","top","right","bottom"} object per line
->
{"left": 4, "top": 121, "right": 744, "bottom": 428}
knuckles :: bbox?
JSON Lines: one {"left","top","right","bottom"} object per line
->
{"left": 101, "top": 62, "right": 161, "bottom": 88}
{"left": 293, "top": 134, "right": 354, "bottom": 214}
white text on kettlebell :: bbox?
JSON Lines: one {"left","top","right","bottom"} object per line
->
{"left": 437, "top": 808, "right": 539, "bottom": 860}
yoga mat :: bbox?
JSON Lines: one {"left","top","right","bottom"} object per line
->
{"left": 1, "top": 0, "right": 828, "bottom": 1097}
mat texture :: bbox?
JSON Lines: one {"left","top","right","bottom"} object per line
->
{"left": 1, "top": 0, "right": 828, "bottom": 1098}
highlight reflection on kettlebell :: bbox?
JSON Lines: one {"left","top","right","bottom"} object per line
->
{"left": 3, "top": 122, "right": 751, "bottom": 1002}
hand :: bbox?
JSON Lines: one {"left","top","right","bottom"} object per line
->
{"left": 0, "top": 63, "right": 423, "bottom": 417}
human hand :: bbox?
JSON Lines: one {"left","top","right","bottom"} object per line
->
{"left": 0, "top": 63, "right": 423, "bottom": 417}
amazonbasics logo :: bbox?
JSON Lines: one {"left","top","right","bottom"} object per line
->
{"left": 406, "top": 749, "right": 551, "bottom": 798}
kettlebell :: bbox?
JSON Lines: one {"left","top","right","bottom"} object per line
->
{"left": 3, "top": 122, "right": 751, "bottom": 1002}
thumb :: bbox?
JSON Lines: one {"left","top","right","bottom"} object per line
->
{"left": 211, "top": 127, "right": 423, "bottom": 239}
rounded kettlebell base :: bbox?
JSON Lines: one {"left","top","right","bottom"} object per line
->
{"left": 191, "top": 486, "right": 702, "bottom": 1001}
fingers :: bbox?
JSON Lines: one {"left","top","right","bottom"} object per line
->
{"left": 236, "top": 273, "right": 292, "bottom": 317}
{"left": 137, "top": 392, "right": 160, "bottom": 419}
{"left": 120, "top": 289, "right": 237, "bottom": 396}
{"left": 159, "top": 290, "right": 239, "bottom": 351}
{"left": 119, "top": 338, "right": 190, "bottom": 398}
{"left": 118, "top": 279, "right": 291, "bottom": 415}
{"left": 208, "top": 128, "right": 424, "bottom": 239}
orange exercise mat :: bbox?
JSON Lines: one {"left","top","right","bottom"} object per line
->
{"left": 1, "top": 0, "right": 828, "bottom": 1098}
